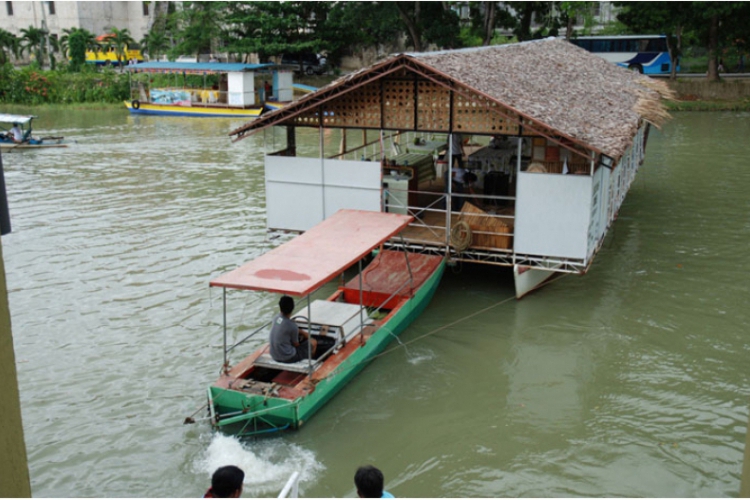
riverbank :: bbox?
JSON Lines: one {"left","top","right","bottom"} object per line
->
{"left": 665, "top": 78, "right": 750, "bottom": 111}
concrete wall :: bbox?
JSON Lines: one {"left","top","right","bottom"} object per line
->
{"left": 668, "top": 79, "right": 750, "bottom": 100}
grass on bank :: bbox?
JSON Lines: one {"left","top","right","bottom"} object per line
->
{"left": 666, "top": 99, "right": 750, "bottom": 112}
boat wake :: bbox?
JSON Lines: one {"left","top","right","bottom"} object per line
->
{"left": 196, "top": 433, "right": 325, "bottom": 497}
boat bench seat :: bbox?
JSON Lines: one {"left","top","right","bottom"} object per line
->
{"left": 253, "top": 353, "right": 320, "bottom": 374}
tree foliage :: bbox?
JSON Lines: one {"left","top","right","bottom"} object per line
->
{"left": 616, "top": 1, "right": 750, "bottom": 80}
{"left": 66, "top": 28, "right": 90, "bottom": 70}
{"left": 223, "top": 1, "right": 328, "bottom": 62}
{"left": 0, "top": 28, "right": 20, "bottom": 65}
{"left": 169, "top": 1, "right": 226, "bottom": 60}
{"left": 20, "top": 25, "right": 49, "bottom": 67}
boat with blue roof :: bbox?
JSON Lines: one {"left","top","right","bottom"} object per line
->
{"left": 124, "top": 61, "right": 309, "bottom": 118}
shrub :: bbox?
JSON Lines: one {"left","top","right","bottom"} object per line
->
{"left": 0, "top": 65, "right": 130, "bottom": 104}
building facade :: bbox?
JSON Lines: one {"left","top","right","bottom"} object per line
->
{"left": 1, "top": 1, "right": 150, "bottom": 41}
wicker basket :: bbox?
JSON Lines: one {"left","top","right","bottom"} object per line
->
{"left": 458, "top": 202, "right": 513, "bottom": 249}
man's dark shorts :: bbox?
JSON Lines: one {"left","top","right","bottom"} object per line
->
{"left": 288, "top": 340, "right": 313, "bottom": 362}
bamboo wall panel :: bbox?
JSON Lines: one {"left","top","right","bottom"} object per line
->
{"left": 453, "top": 92, "right": 521, "bottom": 135}
{"left": 290, "top": 82, "right": 382, "bottom": 128}
{"left": 416, "top": 81, "right": 450, "bottom": 131}
{"left": 383, "top": 79, "right": 415, "bottom": 130}
{"left": 288, "top": 70, "right": 552, "bottom": 143}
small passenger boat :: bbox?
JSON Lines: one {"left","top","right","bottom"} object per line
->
{"left": 207, "top": 209, "right": 445, "bottom": 436}
{"left": 0, "top": 114, "right": 67, "bottom": 150}
{"left": 124, "top": 62, "right": 299, "bottom": 118}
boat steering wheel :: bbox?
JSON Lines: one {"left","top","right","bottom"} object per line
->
{"left": 291, "top": 315, "right": 309, "bottom": 327}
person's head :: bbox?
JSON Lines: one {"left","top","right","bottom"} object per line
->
{"left": 354, "top": 465, "right": 385, "bottom": 498}
{"left": 210, "top": 465, "right": 244, "bottom": 498}
{"left": 12, "top": 122, "right": 18, "bottom": 127}
{"left": 279, "top": 295, "right": 294, "bottom": 316}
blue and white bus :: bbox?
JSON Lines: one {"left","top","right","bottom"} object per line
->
{"left": 569, "top": 35, "right": 678, "bottom": 75}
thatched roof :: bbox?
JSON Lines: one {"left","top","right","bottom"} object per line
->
{"left": 410, "top": 38, "right": 673, "bottom": 157}
{"left": 230, "top": 38, "right": 673, "bottom": 160}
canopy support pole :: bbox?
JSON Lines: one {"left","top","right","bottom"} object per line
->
{"left": 359, "top": 259, "right": 364, "bottom": 343}
{"left": 306, "top": 295, "right": 312, "bottom": 377}
{"left": 446, "top": 132, "right": 454, "bottom": 250}
{"left": 399, "top": 235, "right": 414, "bottom": 294}
{"left": 222, "top": 288, "right": 228, "bottom": 374}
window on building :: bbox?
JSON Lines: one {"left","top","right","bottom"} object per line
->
{"left": 48, "top": 1, "right": 55, "bottom": 15}
{"left": 143, "top": 1, "right": 148, "bottom": 16}
{"left": 6, "top": 1, "right": 13, "bottom": 16}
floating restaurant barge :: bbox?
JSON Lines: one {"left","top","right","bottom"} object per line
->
{"left": 229, "top": 38, "right": 674, "bottom": 297}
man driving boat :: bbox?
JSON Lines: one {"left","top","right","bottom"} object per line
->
{"left": 269, "top": 295, "right": 317, "bottom": 363}
{"left": 10, "top": 123, "right": 24, "bottom": 143}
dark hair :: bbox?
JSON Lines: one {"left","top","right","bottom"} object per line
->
{"left": 211, "top": 465, "right": 244, "bottom": 498}
{"left": 354, "top": 465, "right": 384, "bottom": 498}
{"left": 279, "top": 295, "right": 294, "bottom": 316}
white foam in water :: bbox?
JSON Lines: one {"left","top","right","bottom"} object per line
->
{"left": 406, "top": 347, "right": 436, "bottom": 365}
{"left": 198, "top": 433, "right": 325, "bottom": 497}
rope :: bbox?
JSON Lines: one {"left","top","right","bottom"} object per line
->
{"left": 193, "top": 271, "right": 571, "bottom": 423}
{"left": 450, "top": 220, "right": 472, "bottom": 252}
{"left": 319, "top": 272, "right": 570, "bottom": 382}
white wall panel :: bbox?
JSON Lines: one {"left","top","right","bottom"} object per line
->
{"left": 515, "top": 173, "right": 592, "bottom": 260}
{"left": 266, "top": 156, "right": 381, "bottom": 232}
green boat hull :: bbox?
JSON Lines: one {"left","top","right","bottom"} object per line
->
{"left": 209, "top": 259, "right": 445, "bottom": 435}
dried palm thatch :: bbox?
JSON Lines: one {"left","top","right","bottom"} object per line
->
{"left": 631, "top": 77, "right": 677, "bottom": 129}
{"left": 411, "top": 38, "right": 673, "bottom": 159}
{"left": 231, "top": 38, "right": 674, "bottom": 161}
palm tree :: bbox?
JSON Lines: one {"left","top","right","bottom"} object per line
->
{"left": 60, "top": 27, "right": 97, "bottom": 57}
{"left": 20, "top": 25, "right": 48, "bottom": 66}
{"left": 106, "top": 27, "right": 136, "bottom": 70}
{"left": 140, "top": 29, "right": 168, "bottom": 61}
{"left": 0, "top": 28, "right": 20, "bottom": 65}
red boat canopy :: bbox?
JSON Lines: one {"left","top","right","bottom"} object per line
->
{"left": 210, "top": 210, "right": 413, "bottom": 296}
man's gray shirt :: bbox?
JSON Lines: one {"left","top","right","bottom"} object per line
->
{"left": 269, "top": 313, "right": 299, "bottom": 362}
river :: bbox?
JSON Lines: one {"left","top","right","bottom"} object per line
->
{"left": 2, "top": 108, "right": 749, "bottom": 497}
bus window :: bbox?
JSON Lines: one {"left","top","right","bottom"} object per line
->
{"left": 592, "top": 40, "right": 610, "bottom": 52}
{"left": 646, "top": 38, "right": 668, "bottom": 52}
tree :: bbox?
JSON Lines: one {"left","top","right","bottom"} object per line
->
{"left": 169, "top": 1, "right": 226, "bottom": 60}
{"left": 560, "top": 1, "right": 598, "bottom": 39}
{"left": 140, "top": 22, "right": 170, "bottom": 61}
{"left": 693, "top": 2, "right": 750, "bottom": 80}
{"left": 322, "top": 2, "right": 404, "bottom": 63}
{"left": 616, "top": 1, "right": 749, "bottom": 80}
{"left": 393, "top": 2, "right": 462, "bottom": 52}
{"left": 106, "top": 28, "right": 136, "bottom": 70}
{"left": 461, "top": 2, "right": 516, "bottom": 47}
{"left": 0, "top": 28, "right": 20, "bottom": 65}
{"left": 20, "top": 25, "right": 48, "bottom": 67}
{"left": 60, "top": 27, "right": 97, "bottom": 57}
{"left": 223, "top": 2, "right": 322, "bottom": 62}
{"left": 66, "top": 29, "right": 90, "bottom": 70}
{"left": 615, "top": 2, "right": 694, "bottom": 80}
{"left": 504, "top": 2, "right": 552, "bottom": 41}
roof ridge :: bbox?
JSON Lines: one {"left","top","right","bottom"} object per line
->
{"left": 404, "top": 37, "right": 557, "bottom": 58}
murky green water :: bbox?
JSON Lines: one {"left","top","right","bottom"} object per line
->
{"left": 2, "top": 108, "right": 749, "bottom": 497}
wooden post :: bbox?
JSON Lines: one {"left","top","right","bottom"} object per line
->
{"left": 339, "top": 129, "right": 347, "bottom": 157}
{"left": 741, "top": 407, "right": 750, "bottom": 497}
{"left": 286, "top": 126, "right": 296, "bottom": 156}
{"left": 0, "top": 151, "right": 30, "bottom": 497}
{"left": 0, "top": 240, "right": 31, "bottom": 497}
